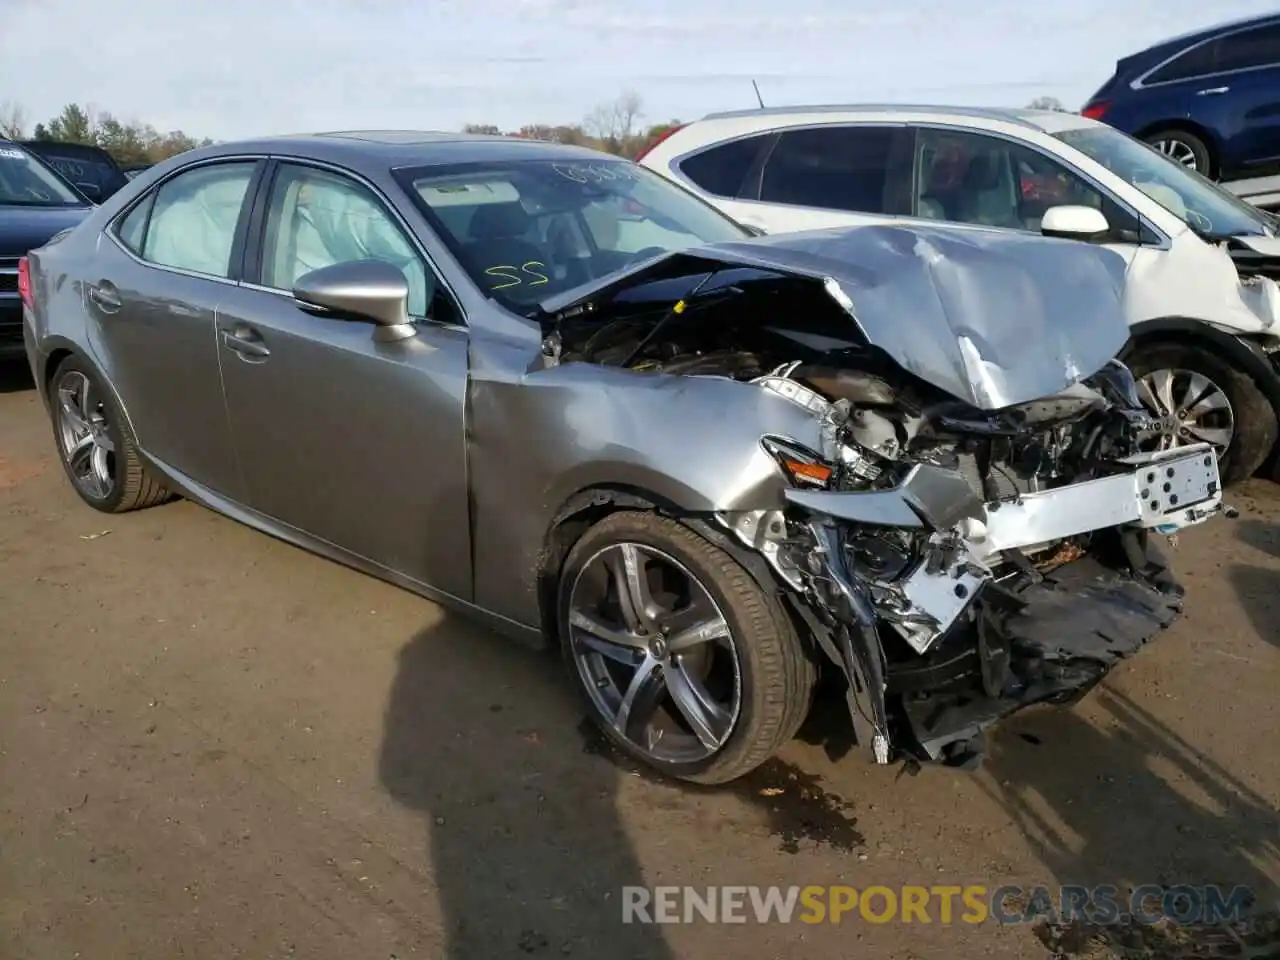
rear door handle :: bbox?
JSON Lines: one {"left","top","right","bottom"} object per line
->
{"left": 1196, "top": 85, "right": 1230, "bottom": 96}
{"left": 87, "top": 280, "right": 121, "bottom": 313}
{"left": 220, "top": 325, "right": 271, "bottom": 361}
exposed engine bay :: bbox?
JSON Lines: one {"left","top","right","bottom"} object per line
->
{"left": 542, "top": 256, "right": 1233, "bottom": 767}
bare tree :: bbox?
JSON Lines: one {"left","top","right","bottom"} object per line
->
{"left": 0, "top": 100, "right": 27, "bottom": 139}
{"left": 584, "top": 90, "right": 645, "bottom": 154}
{"left": 1027, "top": 96, "right": 1069, "bottom": 112}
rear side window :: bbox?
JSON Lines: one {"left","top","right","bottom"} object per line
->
{"left": 677, "top": 136, "right": 766, "bottom": 198}
{"left": 1216, "top": 22, "right": 1280, "bottom": 72}
{"left": 115, "top": 161, "right": 256, "bottom": 278}
{"left": 117, "top": 193, "right": 154, "bottom": 254}
{"left": 1147, "top": 22, "right": 1280, "bottom": 83}
{"left": 759, "top": 126, "right": 898, "bottom": 214}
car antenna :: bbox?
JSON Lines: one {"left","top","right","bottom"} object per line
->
{"left": 752, "top": 79, "right": 766, "bottom": 109}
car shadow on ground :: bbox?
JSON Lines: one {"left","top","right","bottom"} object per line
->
{"left": 0, "top": 358, "right": 34, "bottom": 394}
{"left": 375, "top": 616, "right": 872, "bottom": 957}
{"left": 1231, "top": 519, "right": 1280, "bottom": 651}
{"left": 979, "top": 688, "right": 1280, "bottom": 958}
{"left": 377, "top": 615, "right": 678, "bottom": 959}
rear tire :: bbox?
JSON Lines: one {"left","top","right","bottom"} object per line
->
{"left": 1143, "top": 128, "right": 1213, "bottom": 178}
{"left": 48, "top": 355, "right": 172, "bottom": 513}
{"left": 1126, "top": 341, "right": 1276, "bottom": 486}
{"left": 559, "top": 510, "right": 816, "bottom": 784}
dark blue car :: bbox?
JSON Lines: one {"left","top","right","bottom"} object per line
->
{"left": 1083, "top": 13, "right": 1280, "bottom": 205}
{"left": 0, "top": 139, "right": 92, "bottom": 357}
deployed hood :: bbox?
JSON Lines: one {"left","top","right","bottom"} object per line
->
{"left": 541, "top": 222, "right": 1132, "bottom": 410}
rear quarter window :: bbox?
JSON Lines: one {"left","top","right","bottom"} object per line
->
{"left": 676, "top": 136, "right": 767, "bottom": 198}
{"left": 759, "top": 125, "right": 902, "bottom": 214}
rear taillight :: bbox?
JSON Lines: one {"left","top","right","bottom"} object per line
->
{"left": 17, "top": 256, "right": 32, "bottom": 310}
{"left": 634, "top": 124, "right": 687, "bottom": 162}
{"left": 1081, "top": 100, "right": 1111, "bottom": 121}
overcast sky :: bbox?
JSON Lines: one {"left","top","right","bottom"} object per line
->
{"left": 2, "top": 0, "right": 1277, "bottom": 141}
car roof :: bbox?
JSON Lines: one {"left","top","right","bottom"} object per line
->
{"left": 185, "top": 130, "right": 613, "bottom": 176}
{"left": 1140, "top": 10, "right": 1280, "bottom": 55}
{"left": 20, "top": 140, "right": 120, "bottom": 161}
{"left": 693, "top": 103, "right": 1097, "bottom": 135}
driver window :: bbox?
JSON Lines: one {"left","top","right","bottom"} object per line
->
{"left": 260, "top": 164, "right": 436, "bottom": 318}
{"left": 915, "top": 128, "right": 1112, "bottom": 233}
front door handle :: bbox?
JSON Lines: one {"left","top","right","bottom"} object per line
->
{"left": 220, "top": 325, "right": 271, "bottom": 361}
{"left": 87, "top": 280, "right": 121, "bottom": 313}
{"left": 1196, "top": 85, "right": 1230, "bottom": 96}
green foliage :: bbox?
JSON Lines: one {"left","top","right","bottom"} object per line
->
{"left": 7, "top": 102, "right": 215, "bottom": 164}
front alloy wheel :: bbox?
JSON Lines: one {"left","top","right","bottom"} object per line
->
{"left": 1136, "top": 367, "right": 1234, "bottom": 453}
{"left": 560, "top": 511, "right": 815, "bottom": 784}
{"left": 568, "top": 541, "right": 742, "bottom": 763}
{"left": 1127, "top": 343, "right": 1277, "bottom": 486}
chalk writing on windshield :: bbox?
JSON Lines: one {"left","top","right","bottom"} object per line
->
{"left": 551, "top": 162, "right": 641, "bottom": 185}
{"left": 47, "top": 158, "right": 87, "bottom": 178}
{"left": 484, "top": 261, "right": 550, "bottom": 290}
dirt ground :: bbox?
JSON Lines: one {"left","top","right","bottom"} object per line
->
{"left": 1, "top": 358, "right": 1277, "bottom": 960}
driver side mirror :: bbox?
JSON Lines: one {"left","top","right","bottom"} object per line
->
{"left": 293, "top": 260, "right": 415, "bottom": 342}
{"left": 1041, "top": 204, "right": 1111, "bottom": 242}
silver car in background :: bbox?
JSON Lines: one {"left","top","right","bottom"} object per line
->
{"left": 21, "top": 132, "right": 1229, "bottom": 782}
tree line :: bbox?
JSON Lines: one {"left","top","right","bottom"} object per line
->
{"left": 464, "top": 91, "right": 683, "bottom": 157}
{"left": 1, "top": 92, "right": 1072, "bottom": 170}
{"left": 1, "top": 91, "right": 677, "bottom": 165}
{"left": 0, "top": 101, "right": 213, "bottom": 166}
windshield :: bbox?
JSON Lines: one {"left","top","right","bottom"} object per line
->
{"left": 22, "top": 145, "right": 128, "bottom": 199}
{"left": 398, "top": 157, "right": 748, "bottom": 309}
{"left": 0, "top": 143, "right": 85, "bottom": 207}
{"left": 1054, "top": 126, "right": 1274, "bottom": 239}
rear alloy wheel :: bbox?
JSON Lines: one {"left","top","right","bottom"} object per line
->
{"left": 560, "top": 511, "right": 815, "bottom": 784}
{"left": 1144, "top": 129, "right": 1213, "bottom": 177}
{"left": 1128, "top": 343, "right": 1277, "bottom": 486}
{"left": 49, "top": 356, "right": 172, "bottom": 513}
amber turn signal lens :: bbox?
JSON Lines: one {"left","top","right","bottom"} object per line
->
{"left": 780, "top": 458, "right": 833, "bottom": 486}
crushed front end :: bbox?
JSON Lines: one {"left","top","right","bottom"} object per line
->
{"left": 725, "top": 360, "right": 1231, "bottom": 767}
{"left": 539, "top": 222, "right": 1235, "bottom": 767}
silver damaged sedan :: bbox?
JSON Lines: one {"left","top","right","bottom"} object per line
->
{"left": 20, "top": 131, "right": 1232, "bottom": 782}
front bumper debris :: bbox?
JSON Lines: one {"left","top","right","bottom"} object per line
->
{"left": 788, "top": 443, "right": 1224, "bottom": 655}
{"left": 786, "top": 443, "right": 1229, "bottom": 768}
{"left": 894, "top": 542, "right": 1184, "bottom": 764}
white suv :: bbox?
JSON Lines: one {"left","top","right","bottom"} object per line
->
{"left": 638, "top": 105, "right": 1280, "bottom": 485}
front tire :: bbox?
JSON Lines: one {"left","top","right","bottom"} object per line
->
{"left": 559, "top": 511, "right": 816, "bottom": 784}
{"left": 48, "top": 356, "right": 172, "bottom": 513}
{"left": 1127, "top": 342, "right": 1277, "bottom": 486}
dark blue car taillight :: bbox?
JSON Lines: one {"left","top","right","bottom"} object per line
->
{"left": 1082, "top": 101, "right": 1112, "bottom": 121}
